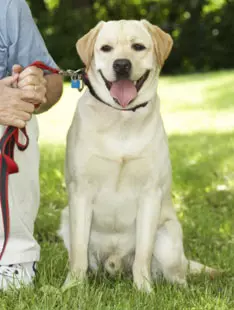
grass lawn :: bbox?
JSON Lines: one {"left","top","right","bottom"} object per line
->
{"left": 1, "top": 70, "right": 234, "bottom": 309}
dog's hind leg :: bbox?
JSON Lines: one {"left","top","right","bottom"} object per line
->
{"left": 152, "top": 220, "right": 220, "bottom": 285}
{"left": 152, "top": 218, "right": 188, "bottom": 285}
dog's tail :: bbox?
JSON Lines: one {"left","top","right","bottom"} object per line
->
{"left": 188, "top": 260, "right": 221, "bottom": 277}
{"left": 104, "top": 255, "right": 122, "bottom": 276}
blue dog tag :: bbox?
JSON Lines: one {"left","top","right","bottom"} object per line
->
{"left": 71, "top": 79, "right": 81, "bottom": 89}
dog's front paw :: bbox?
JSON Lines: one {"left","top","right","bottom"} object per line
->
{"left": 71, "top": 267, "right": 88, "bottom": 281}
{"left": 66, "top": 269, "right": 87, "bottom": 283}
{"left": 62, "top": 269, "right": 87, "bottom": 291}
{"left": 133, "top": 265, "right": 153, "bottom": 293}
{"left": 69, "top": 255, "right": 88, "bottom": 282}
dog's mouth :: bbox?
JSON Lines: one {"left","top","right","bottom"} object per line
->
{"left": 99, "top": 70, "right": 150, "bottom": 108}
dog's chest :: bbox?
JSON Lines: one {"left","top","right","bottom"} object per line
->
{"left": 88, "top": 156, "right": 143, "bottom": 252}
{"left": 93, "top": 121, "right": 154, "bottom": 160}
{"left": 79, "top": 101, "right": 158, "bottom": 159}
{"left": 83, "top": 152, "right": 152, "bottom": 234}
{"left": 76, "top": 104, "right": 166, "bottom": 234}
{"left": 85, "top": 152, "right": 152, "bottom": 196}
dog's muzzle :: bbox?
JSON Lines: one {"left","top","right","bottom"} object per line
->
{"left": 99, "top": 69, "right": 150, "bottom": 108}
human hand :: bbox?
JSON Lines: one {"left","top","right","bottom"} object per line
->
{"left": 0, "top": 75, "right": 35, "bottom": 128}
{"left": 13, "top": 64, "right": 47, "bottom": 107}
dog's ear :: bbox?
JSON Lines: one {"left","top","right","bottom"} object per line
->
{"left": 141, "top": 20, "right": 173, "bottom": 68}
{"left": 76, "top": 21, "right": 104, "bottom": 69}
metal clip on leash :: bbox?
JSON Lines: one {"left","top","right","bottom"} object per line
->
{"left": 59, "top": 69, "right": 84, "bottom": 91}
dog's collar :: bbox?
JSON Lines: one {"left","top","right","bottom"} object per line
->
{"left": 81, "top": 71, "right": 149, "bottom": 112}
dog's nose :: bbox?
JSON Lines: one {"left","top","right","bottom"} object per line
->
{"left": 113, "top": 59, "right": 132, "bottom": 77}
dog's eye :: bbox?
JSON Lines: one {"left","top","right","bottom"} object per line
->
{"left": 100, "top": 45, "right": 113, "bottom": 52}
{"left": 132, "top": 43, "right": 146, "bottom": 51}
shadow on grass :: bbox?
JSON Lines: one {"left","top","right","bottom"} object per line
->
{"left": 169, "top": 132, "right": 234, "bottom": 270}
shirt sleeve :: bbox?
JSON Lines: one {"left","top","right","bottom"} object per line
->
{"left": 6, "top": 0, "right": 58, "bottom": 73}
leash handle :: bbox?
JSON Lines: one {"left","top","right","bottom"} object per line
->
{"left": 0, "top": 127, "right": 29, "bottom": 260}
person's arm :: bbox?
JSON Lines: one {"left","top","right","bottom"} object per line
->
{"left": 6, "top": 0, "right": 63, "bottom": 113}
{"left": 13, "top": 64, "right": 63, "bottom": 114}
{"left": 42, "top": 74, "right": 63, "bottom": 113}
{"left": 0, "top": 74, "right": 43, "bottom": 128}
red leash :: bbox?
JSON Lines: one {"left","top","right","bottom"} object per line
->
{"left": 29, "top": 61, "right": 60, "bottom": 74}
{"left": 0, "top": 61, "right": 59, "bottom": 260}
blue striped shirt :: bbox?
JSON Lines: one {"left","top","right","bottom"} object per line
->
{"left": 0, "top": 0, "right": 57, "bottom": 79}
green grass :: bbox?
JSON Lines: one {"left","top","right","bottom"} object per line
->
{"left": 1, "top": 70, "right": 234, "bottom": 309}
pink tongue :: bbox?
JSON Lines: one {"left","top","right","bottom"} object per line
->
{"left": 110, "top": 80, "right": 137, "bottom": 108}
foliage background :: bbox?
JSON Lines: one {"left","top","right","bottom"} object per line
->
{"left": 26, "top": 0, "right": 234, "bottom": 73}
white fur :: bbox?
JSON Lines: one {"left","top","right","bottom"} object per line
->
{"left": 58, "top": 20, "right": 217, "bottom": 292}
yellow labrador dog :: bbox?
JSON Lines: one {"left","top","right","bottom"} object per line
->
{"left": 59, "top": 20, "right": 216, "bottom": 292}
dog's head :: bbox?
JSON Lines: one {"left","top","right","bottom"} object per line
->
{"left": 76, "top": 20, "right": 173, "bottom": 110}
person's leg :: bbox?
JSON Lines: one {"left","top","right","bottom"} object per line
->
{"left": 0, "top": 116, "right": 40, "bottom": 289}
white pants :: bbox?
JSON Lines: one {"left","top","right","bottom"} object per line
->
{"left": 0, "top": 116, "right": 40, "bottom": 265}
